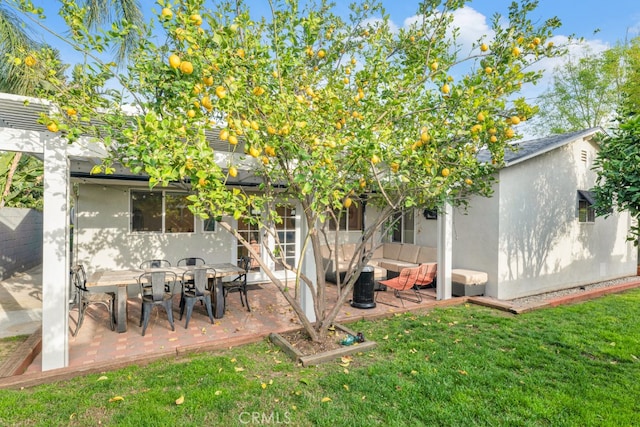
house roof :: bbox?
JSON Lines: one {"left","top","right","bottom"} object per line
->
{"left": 477, "top": 127, "right": 604, "bottom": 167}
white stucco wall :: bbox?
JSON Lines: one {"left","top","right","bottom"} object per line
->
{"left": 460, "top": 137, "right": 637, "bottom": 300}
{"left": 414, "top": 212, "right": 438, "bottom": 247}
{"left": 74, "top": 183, "right": 235, "bottom": 277}
{"left": 450, "top": 183, "right": 501, "bottom": 297}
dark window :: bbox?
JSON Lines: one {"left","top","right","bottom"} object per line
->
{"left": 577, "top": 190, "right": 595, "bottom": 223}
{"left": 203, "top": 217, "right": 216, "bottom": 232}
{"left": 165, "top": 192, "right": 194, "bottom": 233}
{"left": 131, "top": 190, "right": 194, "bottom": 233}
{"left": 131, "top": 191, "right": 162, "bottom": 232}
{"left": 329, "top": 203, "right": 364, "bottom": 231}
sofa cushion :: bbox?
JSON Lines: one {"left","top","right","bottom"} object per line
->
{"left": 416, "top": 246, "right": 437, "bottom": 263}
{"left": 383, "top": 243, "right": 403, "bottom": 260}
{"left": 341, "top": 243, "right": 356, "bottom": 262}
{"left": 379, "top": 260, "right": 418, "bottom": 273}
{"left": 371, "top": 245, "right": 384, "bottom": 260}
{"left": 398, "top": 244, "right": 420, "bottom": 263}
{"left": 451, "top": 269, "right": 488, "bottom": 285}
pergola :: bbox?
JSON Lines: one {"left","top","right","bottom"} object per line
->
{"left": 0, "top": 91, "right": 452, "bottom": 371}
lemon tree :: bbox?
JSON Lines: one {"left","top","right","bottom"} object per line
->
{"left": 20, "top": 0, "right": 565, "bottom": 341}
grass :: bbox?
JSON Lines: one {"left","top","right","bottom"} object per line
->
{"left": 1, "top": 290, "right": 640, "bottom": 426}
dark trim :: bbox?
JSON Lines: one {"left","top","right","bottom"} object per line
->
{"left": 71, "top": 171, "right": 149, "bottom": 182}
{"left": 577, "top": 190, "right": 595, "bottom": 206}
{"left": 70, "top": 171, "right": 285, "bottom": 188}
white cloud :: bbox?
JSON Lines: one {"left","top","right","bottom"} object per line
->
{"left": 449, "top": 6, "right": 494, "bottom": 54}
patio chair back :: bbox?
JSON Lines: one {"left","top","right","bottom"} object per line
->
{"left": 177, "top": 257, "right": 206, "bottom": 266}
{"left": 70, "top": 265, "right": 115, "bottom": 336}
{"left": 222, "top": 256, "right": 252, "bottom": 312}
{"left": 179, "top": 267, "right": 215, "bottom": 328}
{"left": 137, "top": 270, "right": 177, "bottom": 336}
{"left": 140, "top": 259, "right": 171, "bottom": 269}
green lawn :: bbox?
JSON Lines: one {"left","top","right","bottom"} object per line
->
{"left": 1, "top": 290, "right": 639, "bottom": 426}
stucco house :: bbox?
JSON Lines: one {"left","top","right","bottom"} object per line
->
{"left": 431, "top": 127, "right": 636, "bottom": 300}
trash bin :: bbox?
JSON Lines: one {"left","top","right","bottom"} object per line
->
{"left": 351, "top": 266, "right": 376, "bottom": 309}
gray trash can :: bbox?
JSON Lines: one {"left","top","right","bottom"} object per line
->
{"left": 351, "top": 266, "right": 376, "bottom": 309}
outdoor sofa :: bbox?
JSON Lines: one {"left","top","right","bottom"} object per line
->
{"left": 321, "top": 242, "right": 437, "bottom": 283}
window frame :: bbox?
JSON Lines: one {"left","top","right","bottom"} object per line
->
{"left": 577, "top": 190, "right": 596, "bottom": 223}
{"left": 130, "top": 190, "right": 195, "bottom": 234}
{"left": 328, "top": 202, "right": 364, "bottom": 232}
{"left": 386, "top": 209, "right": 415, "bottom": 243}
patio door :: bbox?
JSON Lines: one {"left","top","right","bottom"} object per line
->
{"left": 274, "top": 205, "right": 297, "bottom": 274}
{"left": 236, "top": 214, "right": 262, "bottom": 282}
{"left": 236, "top": 204, "right": 298, "bottom": 283}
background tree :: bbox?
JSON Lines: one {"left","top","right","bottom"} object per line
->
{"left": 619, "top": 37, "right": 640, "bottom": 114}
{"left": 530, "top": 47, "right": 625, "bottom": 135}
{"left": 593, "top": 38, "right": 640, "bottom": 243}
{"left": 20, "top": 0, "right": 565, "bottom": 341}
{"left": 593, "top": 113, "right": 640, "bottom": 242}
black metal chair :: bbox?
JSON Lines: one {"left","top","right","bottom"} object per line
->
{"left": 69, "top": 265, "right": 115, "bottom": 336}
{"left": 179, "top": 268, "right": 215, "bottom": 328}
{"left": 140, "top": 259, "right": 171, "bottom": 269}
{"left": 177, "top": 257, "right": 206, "bottom": 293}
{"left": 137, "top": 270, "right": 178, "bottom": 336}
{"left": 223, "top": 256, "right": 252, "bottom": 312}
{"left": 176, "top": 257, "right": 206, "bottom": 267}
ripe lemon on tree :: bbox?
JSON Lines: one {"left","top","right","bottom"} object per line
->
{"left": 46, "top": 121, "right": 59, "bottom": 132}
{"left": 201, "top": 95, "right": 213, "bottom": 110}
{"left": 228, "top": 166, "right": 238, "bottom": 177}
{"left": 180, "top": 61, "right": 194, "bottom": 74}
{"left": 168, "top": 54, "right": 181, "bottom": 69}
{"left": 343, "top": 197, "right": 353, "bottom": 208}
{"left": 441, "top": 83, "right": 450, "bottom": 94}
{"left": 480, "top": 43, "right": 489, "bottom": 52}
{"left": 161, "top": 7, "right": 173, "bottom": 20}
{"left": 249, "top": 146, "right": 261, "bottom": 158}
{"left": 510, "top": 116, "right": 521, "bottom": 125}
{"left": 215, "top": 86, "right": 227, "bottom": 99}
{"left": 441, "top": 168, "right": 450, "bottom": 177}
{"left": 66, "top": 108, "right": 77, "bottom": 116}
{"left": 24, "top": 55, "right": 36, "bottom": 67}
{"left": 189, "top": 14, "right": 202, "bottom": 26}
{"left": 228, "top": 134, "right": 238, "bottom": 145}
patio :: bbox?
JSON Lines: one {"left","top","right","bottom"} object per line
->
{"left": 7, "top": 273, "right": 458, "bottom": 385}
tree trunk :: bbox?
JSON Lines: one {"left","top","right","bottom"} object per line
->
{"left": 0, "top": 152, "right": 22, "bottom": 208}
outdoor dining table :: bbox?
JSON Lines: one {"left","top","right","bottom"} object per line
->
{"left": 86, "top": 263, "right": 245, "bottom": 333}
